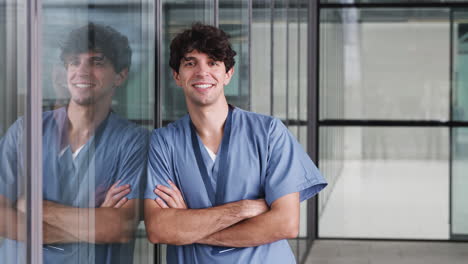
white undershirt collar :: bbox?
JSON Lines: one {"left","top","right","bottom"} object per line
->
{"left": 204, "top": 145, "right": 217, "bottom": 161}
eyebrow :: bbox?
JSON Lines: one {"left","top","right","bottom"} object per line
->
{"left": 90, "top": 55, "right": 105, "bottom": 61}
{"left": 182, "top": 56, "right": 218, "bottom": 62}
{"left": 66, "top": 54, "right": 106, "bottom": 62}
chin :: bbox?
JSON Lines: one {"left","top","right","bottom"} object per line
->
{"left": 193, "top": 99, "right": 216, "bottom": 107}
{"left": 71, "top": 97, "right": 94, "bottom": 106}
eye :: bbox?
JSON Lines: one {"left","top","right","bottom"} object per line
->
{"left": 184, "top": 61, "right": 194, "bottom": 67}
{"left": 93, "top": 60, "right": 105, "bottom": 66}
{"left": 91, "top": 57, "right": 106, "bottom": 66}
{"left": 67, "top": 59, "right": 80, "bottom": 67}
{"left": 209, "top": 61, "right": 219, "bottom": 66}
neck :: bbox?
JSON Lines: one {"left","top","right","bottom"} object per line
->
{"left": 67, "top": 100, "right": 111, "bottom": 133}
{"left": 188, "top": 101, "right": 229, "bottom": 138}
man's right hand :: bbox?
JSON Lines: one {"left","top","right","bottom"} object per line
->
{"left": 100, "top": 180, "right": 131, "bottom": 208}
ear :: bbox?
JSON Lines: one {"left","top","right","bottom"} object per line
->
{"left": 172, "top": 70, "right": 182, "bottom": 87}
{"left": 223, "top": 67, "right": 235, "bottom": 86}
{"left": 114, "top": 68, "right": 129, "bottom": 87}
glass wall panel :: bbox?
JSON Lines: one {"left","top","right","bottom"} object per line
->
{"left": 319, "top": 9, "right": 345, "bottom": 120}
{"left": 287, "top": 2, "right": 299, "bottom": 121}
{"left": 162, "top": 0, "right": 215, "bottom": 123}
{"left": 452, "top": 128, "right": 468, "bottom": 237}
{"left": 298, "top": 4, "right": 308, "bottom": 122}
{"left": 453, "top": 9, "right": 468, "bottom": 122}
{"left": 251, "top": 0, "right": 272, "bottom": 115}
{"left": 318, "top": 126, "right": 450, "bottom": 239}
{"left": 38, "top": 0, "right": 154, "bottom": 263}
{"left": 320, "top": 8, "right": 450, "bottom": 121}
{"left": 219, "top": 0, "right": 250, "bottom": 110}
{"left": 272, "top": 0, "right": 287, "bottom": 119}
{"left": 0, "top": 0, "right": 29, "bottom": 262}
{"left": 452, "top": 9, "right": 468, "bottom": 240}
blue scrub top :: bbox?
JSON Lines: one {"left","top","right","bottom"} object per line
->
{"left": 0, "top": 107, "right": 149, "bottom": 264}
{"left": 145, "top": 107, "right": 327, "bottom": 264}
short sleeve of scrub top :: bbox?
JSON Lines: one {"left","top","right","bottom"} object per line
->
{"left": 264, "top": 118, "right": 327, "bottom": 206}
{"left": 114, "top": 125, "right": 149, "bottom": 200}
{"left": 0, "top": 118, "right": 23, "bottom": 202}
{"left": 144, "top": 129, "right": 174, "bottom": 200}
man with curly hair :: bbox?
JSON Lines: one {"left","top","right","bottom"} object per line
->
{"left": 144, "top": 23, "right": 326, "bottom": 263}
{"left": 0, "top": 23, "right": 147, "bottom": 263}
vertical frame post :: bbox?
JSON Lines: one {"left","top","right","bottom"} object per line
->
{"left": 26, "top": 0, "right": 43, "bottom": 263}
{"left": 155, "top": 0, "right": 162, "bottom": 129}
{"left": 306, "top": 0, "right": 319, "bottom": 243}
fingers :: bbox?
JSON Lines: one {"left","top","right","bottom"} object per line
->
{"left": 114, "top": 197, "right": 128, "bottom": 208}
{"left": 243, "top": 199, "right": 270, "bottom": 218}
{"left": 111, "top": 187, "right": 131, "bottom": 201}
{"left": 168, "top": 181, "right": 182, "bottom": 196}
{"left": 155, "top": 198, "right": 169, "bottom": 208}
{"left": 101, "top": 181, "right": 131, "bottom": 208}
{"left": 167, "top": 180, "right": 186, "bottom": 208}
{"left": 108, "top": 183, "right": 131, "bottom": 197}
{"left": 110, "top": 179, "right": 122, "bottom": 189}
{"left": 258, "top": 199, "right": 269, "bottom": 214}
{"left": 154, "top": 186, "right": 178, "bottom": 208}
{"left": 153, "top": 180, "right": 187, "bottom": 209}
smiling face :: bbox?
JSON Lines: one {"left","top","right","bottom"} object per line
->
{"left": 173, "top": 50, "right": 234, "bottom": 108}
{"left": 65, "top": 51, "right": 128, "bottom": 106}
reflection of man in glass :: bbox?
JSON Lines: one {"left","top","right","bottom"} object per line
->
{"left": 144, "top": 23, "right": 327, "bottom": 263}
{"left": 0, "top": 23, "right": 147, "bottom": 263}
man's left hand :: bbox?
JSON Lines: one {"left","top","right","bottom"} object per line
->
{"left": 154, "top": 180, "right": 187, "bottom": 209}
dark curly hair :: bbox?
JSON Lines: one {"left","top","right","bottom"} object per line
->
{"left": 60, "top": 22, "right": 132, "bottom": 73}
{"left": 169, "top": 23, "right": 236, "bottom": 73}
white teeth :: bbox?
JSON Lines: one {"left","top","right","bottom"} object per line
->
{"left": 75, "top": 84, "right": 93, "bottom": 88}
{"left": 193, "top": 84, "right": 212, "bottom": 89}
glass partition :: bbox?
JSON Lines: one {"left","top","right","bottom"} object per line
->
{"left": 251, "top": 0, "right": 272, "bottom": 115}
{"left": 319, "top": 126, "right": 450, "bottom": 239}
{"left": 219, "top": 0, "right": 250, "bottom": 110}
{"left": 320, "top": 8, "right": 450, "bottom": 121}
{"left": 452, "top": 128, "right": 468, "bottom": 237}
{"left": 0, "top": 0, "right": 30, "bottom": 262}
{"left": 454, "top": 9, "right": 468, "bottom": 122}
{"left": 452, "top": 10, "right": 468, "bottom": 239}
{"left": 161, "top": 0, "right": 215, "bottom": 123}
{"left": 318, "top": 7, "right": 453, "bottom": 240}
{"left": 0, "top": 0, "right": 155, "bottom": 263}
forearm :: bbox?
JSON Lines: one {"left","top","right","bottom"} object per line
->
{"left": 43, "top": 200, "right": 138, "bottom": 244}
{"left": 197, "top": 210, "right": 297, "bottom": 247}
{"left": 43, "top": 221, "right": 79, "bottom": 244}
{"left": 0, "top": 206, "right": 26, "bottom": 241}
{"left": 197, "top": 193, "right": 300, "bottom": 248}
{"left": 145, "top": 199, "right": 257, "bottom": 245}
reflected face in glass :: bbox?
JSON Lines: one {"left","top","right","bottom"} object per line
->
{"left": 65, "top": 52, "right": 127, "bottom": 106}
{"left": 173, "top": 50, "right": 234, "bottom": 107}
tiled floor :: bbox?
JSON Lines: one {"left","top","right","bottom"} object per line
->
{"left": 305, "top": 240, "right": 468, "bottom": 264}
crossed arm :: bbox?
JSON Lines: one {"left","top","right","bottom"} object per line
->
{"left": 144, "top": 181, "right": 299, "bottom": 247}
{"left": 0, "top": 181, "right": 139, "bottom": 244}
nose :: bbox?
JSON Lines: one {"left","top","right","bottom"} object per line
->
{"left": 194, "top": 62, "right": 210, "bottom": 77}
{"left": 75, "top": 61, "right": 92, "bottom": 76}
